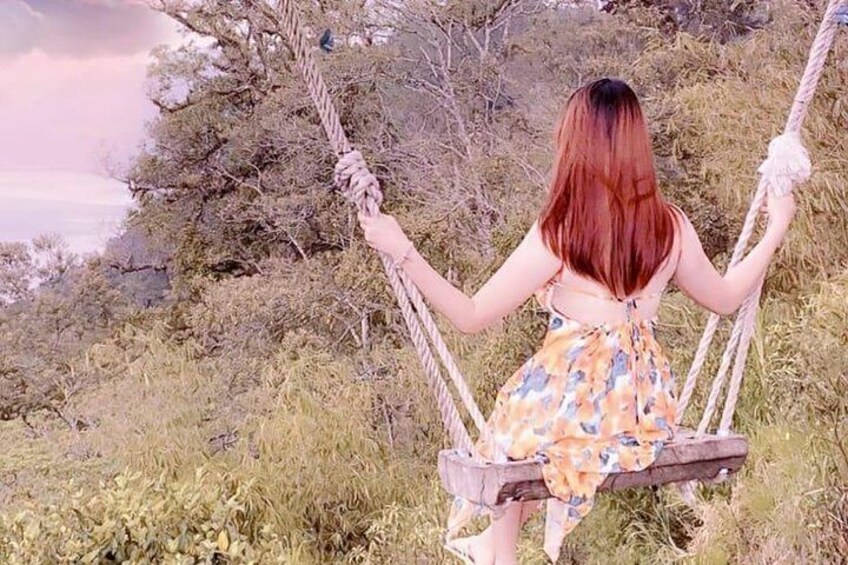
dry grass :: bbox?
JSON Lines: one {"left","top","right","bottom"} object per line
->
{"left": 1, "top": 2, "right": 846, "bottom": 563}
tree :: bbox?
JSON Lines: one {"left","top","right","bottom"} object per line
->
{"left": 0, "top": 238, "right": 132, "bottom": 428}
{"left": 0, "top": 242, "right": 34, "bottom": 304}
{"left": 0, "top": 235, "right": 76, "bottom": 305}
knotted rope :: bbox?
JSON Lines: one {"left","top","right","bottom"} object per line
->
{"left": 676, "top": 0, "right": 842, "bottom": 440}
{"left": 278, "top": 0, "right": 493, "bottom": 458}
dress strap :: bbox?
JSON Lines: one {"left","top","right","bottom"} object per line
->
{"left": 544, "top": 281, "right": 556, "bottom": 313}
{"left": 549, "top": 281, "right": 665, "bottom": 303}
{"left": 544, "top": 280, "right": 665, "bottom": 324}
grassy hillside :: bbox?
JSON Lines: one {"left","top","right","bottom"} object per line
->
{"left": 0, "top": 1, "right": 845, "bottom": 563}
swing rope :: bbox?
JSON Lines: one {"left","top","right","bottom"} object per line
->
{"left": 273, "top": 0, "right": 844, "bottom": 467}
{"left": 677, "top": 0, "right": 844, "bottom": 438}
{"left": 274, "top": 0, "right": 490, "bottom": 457}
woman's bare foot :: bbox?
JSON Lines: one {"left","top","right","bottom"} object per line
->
{"left": 445, "top": 533, "right": 495, "bottom": 565}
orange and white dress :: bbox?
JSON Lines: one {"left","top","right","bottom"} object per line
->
{"left": 446, "top": 283, "right": 679, "bottom": 562}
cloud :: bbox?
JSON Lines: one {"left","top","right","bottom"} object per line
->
{"left": 0, "top": 171, "right": 132, "bottom": 254}
{"left": 0, "top": 50, "right": 159, "bottom": 173}
{"left": 1, "top": 0, "right": 175, "bottom": 59}
{"left": 0, "top": 170, "right": 132, "bottom": 206}
{"left": 0, "top": 1, "right": 43, "bottom": 56}
{"left": 0, "top": 0, "right": 183, "bottom": 176}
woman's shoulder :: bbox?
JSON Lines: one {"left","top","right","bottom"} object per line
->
{"left": 666, "top": 203, "right": 698, "bottom": 246}
{"left": 667, "top": 202, "right": 692, "bottom": 225}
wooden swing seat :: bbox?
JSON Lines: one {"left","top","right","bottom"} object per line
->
{"left": 438, "top": 428, "right": 747, "bottom": 505}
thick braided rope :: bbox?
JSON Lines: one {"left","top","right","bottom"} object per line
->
{"left": 334, "top": 152, "right": 493, "bottom": 443}
{"left": 676, "top": 181, "right": 767, "bottom": 421}
{"left": 277, "top": 0, "right": 491, "bottom": 454}
{"left": 785, "top": 0, "right": 846, "bottom": 133}
{"left": 719, "top": 284, "right": 762, "bottom": 433}
{"left": 695, "top": 276, "right": 761, "bottom": 435}
{"left": 397, "top": 272, "right": 492, "bottom": 434}
{"left": 711, "top": 0, "right": 848, "bottom": 434}
{"left": 677, "top": 0, "right": 843, "bottom": 431}
{"left": 277, "top": 1, "right": 350, "bottom": 156}
{"left": 692, "top": 186, "right": 766, "bottom": 435}
{"left": 379, "top": 252, "right": 475, "bottom": 452}
{"left": 697, "top": 0, "right": 842, "bottom": 433}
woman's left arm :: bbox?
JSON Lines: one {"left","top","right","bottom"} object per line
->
{"left": 358, "top": 213, "right": 561, "bottom": 334}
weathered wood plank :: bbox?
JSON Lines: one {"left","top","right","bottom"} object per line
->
{"left": 438, "top": 430, "right": 748, "bottom": 505}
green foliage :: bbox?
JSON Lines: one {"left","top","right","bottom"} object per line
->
{"left": 0, "top": 253, "right": 138, "bottom": 424}
{"left": 1, "top": 1, "right": 846, "bottom": 563}
{"left": 612, "top": 0, "right": 772, "bottom": 43}
{"left": 0, "top": 235, "right": 77, "bottom": 304}
{"left": 0, "top": 242, "right": 34, "bottom": 304}
{"left": 0, "top": 469, "right": 293, "bottom": 564}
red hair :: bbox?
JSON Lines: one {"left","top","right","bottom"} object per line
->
{"left": 539, "top": 78, "right": 679, "bottom": 299}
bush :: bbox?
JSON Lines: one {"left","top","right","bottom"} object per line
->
{"left": 0, "top": 468, "right": 294, "bottom": 564}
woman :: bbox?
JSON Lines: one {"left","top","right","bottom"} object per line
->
{"left": 358, "top": 78, "right": 795, "bottom": 564}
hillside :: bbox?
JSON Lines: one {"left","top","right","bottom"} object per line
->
{"left": 0, "top": 1, "right": 846, "bottom": 563}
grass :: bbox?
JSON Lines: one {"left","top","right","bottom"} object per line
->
{"left": 1, "top": 2, "right": 846, "bottom": 563}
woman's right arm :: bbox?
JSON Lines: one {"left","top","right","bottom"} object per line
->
{"left": 673, "top": 192, "right": 796, "bottom": 316}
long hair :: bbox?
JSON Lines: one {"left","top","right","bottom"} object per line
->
{"left": 539, "top": 78, "right": 678, "bottom": 299}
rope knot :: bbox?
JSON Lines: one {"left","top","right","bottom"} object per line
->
{"left": 757, "top": 131, "right": 811, "bottom": 197}
{"left": 334, "top": 150, "right": 384, "bottom": 215}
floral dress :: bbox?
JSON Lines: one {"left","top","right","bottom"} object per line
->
{"left": 446, "top": 284, "right": 679, "bottom": 562}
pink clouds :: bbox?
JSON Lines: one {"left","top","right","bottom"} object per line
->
{"left": 0, "top": 49, "right": 158, "bottom": 173}
{"left": 0, "top": 1, "right": 181, "bottom": 174}
{"left": 0, "top": 0, "right": 180, "bottom": 252}
{"left": 0, "top": 170, "right": 132, "bottom": 253}
{"left": 2, "top": 0, "right": 175, "bottom": 59}
{"left": 0, "top": 1, "right": 43, "bottom": 57}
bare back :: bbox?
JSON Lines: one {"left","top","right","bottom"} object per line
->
{"left": 546, "top": 226, "right": 683, "bottom": 325}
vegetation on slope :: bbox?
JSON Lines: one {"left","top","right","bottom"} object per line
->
{"left": 0, "top": 1, "right": 845, "bottom": 563}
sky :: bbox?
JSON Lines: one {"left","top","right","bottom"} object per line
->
{"left": 0, "top": 0, "right": 180, "bottom": 253}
